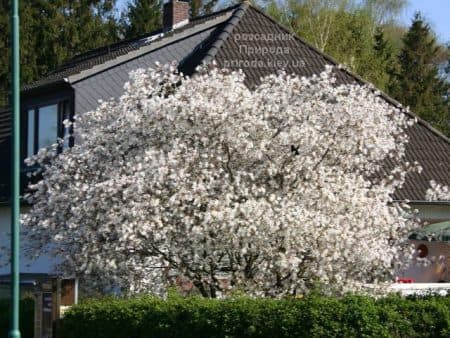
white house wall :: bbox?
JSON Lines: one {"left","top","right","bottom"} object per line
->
{"left": 412, "top": 203, "right": 450, "bottom": 223}
{"left": 0, "top": 206, "right": 58, "bottom": 275}
{"left": 400, "top": 203, "right": 450, "bottom": 282}
{"left": 401, "top": 240, "right": 450, "bottom": 282}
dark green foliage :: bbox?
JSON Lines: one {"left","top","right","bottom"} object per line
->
{"left": 0, "top": 0, "right": 121, "bottom": 107}
{"left": 60, "top": 294, "right": 450, "bottom": 338}
{"left": 264, "top": 0, "right": 402, "bottom": 93}
{"left": 389, "top": 12, "right": 450, "bottom": 136}
{"left": 368, "top": 27, "right": 396, "bottom": 92}
{"left": 190, "top": 0, "right": 220, "bottom": 18}
{"left": 0, "top": 297, "right": 35, "bottom": 338}
{"left": 121, "top": 0, "right": 161, "bottom": 39}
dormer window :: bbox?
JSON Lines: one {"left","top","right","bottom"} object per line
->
{"left": 27, "top": 100, "right": 71, "bottom": 158}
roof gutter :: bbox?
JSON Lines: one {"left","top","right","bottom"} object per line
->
{"left": 398, "top": 200, "right": 450, "bottom": 206}
{"left": 2, "top": 199, "right": 448, "bottom": 208}
{"left": 21, "top": 77, "right": 71, "bottom": 94}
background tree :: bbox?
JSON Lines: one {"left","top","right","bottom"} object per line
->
{"left": 361, "top": 0, "right": 408, "bottom": 25}
{"left": 0, "top": 0, "right": 228, "bottom": 106}
{"left": 0, "top": 1, "right": 41, "bottom": 106}
{"left": 190, "top": 0, "right": 219, "bottom": 18}
{"left": 365, "top": 27, "right": 396, "bottom": 92}
{"left": 266, "top": 0, "right": 354, "bottom": 52}
{"left": 0, "top": 0, "right": 121, "bottom": 107}
{"left": 20, "top": 64, "right": 422, "bottom": 297}
{"left": 120, "top": 0, "right": 221, "bottom": 40}
{"left": 389, "top": 13, "right": 450, "bottom": 136}
{"left": 121, "top": 0, "right": 161, "bottom": 39}
{"left": 264, "top": 0, "right": 406, "bottom": 90}
{"left": 446, "top": 44, "right": 450, "bottom": 83}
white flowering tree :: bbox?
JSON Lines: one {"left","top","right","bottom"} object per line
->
{"left": 21, "top": 63, "right": 422, "bottom": 297}
{"left": 427, "top": 180, "right": 450, "bottom": 201}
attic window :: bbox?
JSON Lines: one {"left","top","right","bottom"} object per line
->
{"left": 27, "top": 100, "right": 71, "bottom": 157}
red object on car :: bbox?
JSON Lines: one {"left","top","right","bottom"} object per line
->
{"left": 397, "top": 277, "right": 415, "bottom": 283}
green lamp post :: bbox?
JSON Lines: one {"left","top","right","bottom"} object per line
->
{"left": 9, "top": 0, "right": 21, "bottom": 337}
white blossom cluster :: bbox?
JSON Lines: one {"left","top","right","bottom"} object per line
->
{"left": 426, "top": 180, "right": 450, "bottom": 201}
{"left": 21, "top": 63, "right": 421, "bottom": 297}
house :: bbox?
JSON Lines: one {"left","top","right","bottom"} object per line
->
{"left": 0, "top": 0, "right": 449, "bottom": 278}
{"left": 405, "top": 221, "right": 450, "bottom": 282}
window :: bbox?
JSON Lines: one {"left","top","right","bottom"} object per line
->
{"left": 27, "top": 100, "right": 71, "bottom": 157}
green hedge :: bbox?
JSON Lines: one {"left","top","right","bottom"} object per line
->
{"left": 60, "top": 294, "right": 450, "bottom": 338}
{"left": 0, "top": 298, "right": 34, "bottom": 338}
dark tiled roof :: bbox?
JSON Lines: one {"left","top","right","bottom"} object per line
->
{"left": 395, "top": 123, "right": 450, "bottom": 201}
{"left": 0, "top": 3, "right": 449, "bottom": 203}
{"left": 213, "top": 4, "right": 355, "bottom": 86}
{"left": 23, "top": 4, "right": 240, "bottom": 91}
{"left": 73, "top": 25, "right": 222, "bottom": 114}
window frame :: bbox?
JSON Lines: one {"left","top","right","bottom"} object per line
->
{"left": 25, "top": 95, "right": 74, "bottom": 158}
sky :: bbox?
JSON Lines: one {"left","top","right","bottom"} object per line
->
{"left": 401, "top": 0, "right": 450, "bottom": 43}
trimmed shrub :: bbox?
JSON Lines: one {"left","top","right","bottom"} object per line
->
{"left": 60, "top": 294, "right": 450, "bottom": 338}
{"left": 0, "top": 297, "right": 34, "bottom": 338}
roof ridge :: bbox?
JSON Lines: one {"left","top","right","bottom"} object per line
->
{"left": 24, "top": 6, "right": 236, "bottom": 90}
{"left": 245, "top": 4, "right": 450, "bottom": 146}
{"left": 191, "top": 3, "right": 241, "bottom": 22}
{"left": 68, "top": 10, "right": 235, "bottom": 84}
{"left": 201, "top": 2, "right": 250, "bottom": 64}
{"left": 54, "top": 3, "right": 242, "bottom": 73}
{"left": 52, "top": 31, "right": 162, "bottom": 72}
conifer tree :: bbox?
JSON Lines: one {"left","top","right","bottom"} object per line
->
{"left": 121, "top": 0, "right": 220, "bottom": 40}
{"left": 122, "top": 0, "right": 161, "bottom": 39}
{"left": 0, "top": 1, "right": 121, "bottom": 106}
{"left": 389, "top": 13, "right": 449, "bottom": 136}
{"left": 264, "top": 0, "right": 404, "bottom": 90}
{"left": 367, "top": 26, "right": 395, "bottom": 91}
{"left": 190, "top": 0, "right": 219, "bottom": 18}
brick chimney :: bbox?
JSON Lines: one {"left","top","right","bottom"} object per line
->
{"left": 163, "top": 0, "right": 190, "bottom": 31}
